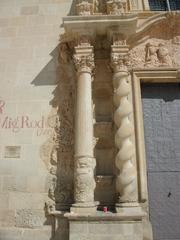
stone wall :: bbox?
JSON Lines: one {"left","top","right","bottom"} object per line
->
{"left": 0, "top": 1, "right": 72, "bottom": 239}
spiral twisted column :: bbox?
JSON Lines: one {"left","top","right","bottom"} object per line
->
{"left": 111, "top": 44, "right": 138, "bottom": 209}
{"left": 71, "top": 42, "right": 97, "bottom": 214}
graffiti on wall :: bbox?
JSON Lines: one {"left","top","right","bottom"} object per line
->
{"left": 0, "top": 99, "right": 55, "bottom": 136}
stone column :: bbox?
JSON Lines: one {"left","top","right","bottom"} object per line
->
{"left": 111, "top": 40, "right": 139, "bottom": 212}
{"left": 71, "top": 42, "right": 96, "bottom": 213}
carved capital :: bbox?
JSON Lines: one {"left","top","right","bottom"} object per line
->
{"left": 74, "top": 44, "right": 95, "bottom": 74}
{"left": 111, "top": 43, "right": 129, "bottom": 72}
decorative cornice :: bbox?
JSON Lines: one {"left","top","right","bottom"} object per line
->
{"left": 136, "top": 11, "right": 180, "bottom": 35}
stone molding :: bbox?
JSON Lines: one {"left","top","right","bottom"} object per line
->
{"left": 132, "top": 69, "right": 179, "bottom": 202}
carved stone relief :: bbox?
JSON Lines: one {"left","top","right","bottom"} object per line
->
{"left": 75, "top": 0, "right": 132, "bottom": 15}
{"left": 129, "top": 38, "right": 180, "bottom": 68}
{"left": 44, "top": 40, "right": 75, "bottom": 212}
{"left": 76, "top": 1, "right": 93, "bottom": 16}
{"left": 107, "top": 0, "right": 128, "bottom": 15}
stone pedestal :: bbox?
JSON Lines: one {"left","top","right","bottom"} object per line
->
{"left": 65, "top": 211, "right": 145, "bottom": 240}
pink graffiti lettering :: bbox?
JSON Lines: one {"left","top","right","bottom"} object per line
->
{"left": 0, "top": 100, "right": 5, "bottom": 114}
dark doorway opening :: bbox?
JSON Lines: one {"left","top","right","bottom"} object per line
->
{"left": 141, "top": 83, "right": 180, "bottom": 240}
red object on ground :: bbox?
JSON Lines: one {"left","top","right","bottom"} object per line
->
{"left": 103, "top": 206, "right": 108, "bottom": 212}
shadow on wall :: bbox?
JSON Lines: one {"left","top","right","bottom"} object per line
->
{"left": 31, "top": 36, "right": 76, "bottom": 240}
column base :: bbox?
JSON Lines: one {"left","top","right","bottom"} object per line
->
{"left": 71, "top": 202, "right": 98, "bottom": 214}
{"left": 116, "top": 202, "right": 143, "bottom": 215}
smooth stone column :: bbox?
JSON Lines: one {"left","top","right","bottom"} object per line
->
{"left": 71, "top": 43, "right": 96, "bottom": 214}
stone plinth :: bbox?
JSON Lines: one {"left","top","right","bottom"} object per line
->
{"left": 65, "top": 210, "right": 145, "bottom": 240}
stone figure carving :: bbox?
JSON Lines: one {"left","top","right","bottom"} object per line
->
{"left": 172, "top": 36, "right": 180, "bottom": 45}
{"left": 45, "top": 201, "right": 56, "bottom": 214}
{"left": 145, "top": 42, "right": 172, "bottom": 67}
{"left": 93, "top": 0, "right": 99, "bottom": 13}
{"left": 107, "top": 0, "right": 127, "bottom": 15}
{"left": 111, "top": 53, "right": 129, "bottom": 72}
{"left": 157, "top": 43, "right": 173, "bottom": 66}
{"left": 76, "top": 0, "right": 93, "bottom": 16}
{"left": 74, "top": 157, "right": 96, "bottom": 202}
{"left": 145, "top": 43, "right": 158, "bottom": 67}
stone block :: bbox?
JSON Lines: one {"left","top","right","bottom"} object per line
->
{"left": 0, "top": 27, "right": 16, "bottom": 38}
{"left": 15, "top": 209, "right": 46, "bottom": 228}
{"left": 22, "top": 227, "right": 51, "bottom": 240}
{"left": 2, "top": 176, "right": 27, "bottom": 192}
{"left": 27, "top": 15, "right": 45, "bottom": 26}
{"left": 0, "top": 177, "right": 2, "bottom": 192}
{"left": 0, "top": 210, "right": 15, "bottom": 227}
{"left": 0, "top": 18, "right": 9, "bottom": 27}
{"left": 0, "top": 227, "right": 51, "bottom": 240}
{"left": 9, "top": 192, "right": 47, "bottom": 210}
{"left": 20, "top": 6, "right": 39, "bottom": 15}
{"left": 9, "top": 16, "right": 28, "bottom": 27}
{"left": 0, "top": 193, "right": 9, "bottom": 209}
{"left": 70, "top": 221, "right": 88, "bottom": 233}
{"left": 27, "top": 176, "right": 47, "bottom": 193}
{"left": 0, "top": 227, "right": 23, "bottom": 240}
{"left": 68, "top": 218, "right": 144, "bottom": 240}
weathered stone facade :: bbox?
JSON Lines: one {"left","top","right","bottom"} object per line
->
{"left": 0, "top": 0, "right": 180, "bottom": 240}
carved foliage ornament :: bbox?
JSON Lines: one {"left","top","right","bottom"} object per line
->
{"left": 74, "top": 53, "right": 95, "bottom": 73}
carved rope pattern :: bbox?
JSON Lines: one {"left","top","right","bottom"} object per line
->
{"left": 113, "top": 71, "right": 137, "bottom": 203}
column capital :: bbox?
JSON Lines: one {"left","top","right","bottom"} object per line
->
{"left": 74, "top": 43, "right": 95, "bottom": 74}
{"left": 111, "top": 42, "right": 130, "bottom": 73}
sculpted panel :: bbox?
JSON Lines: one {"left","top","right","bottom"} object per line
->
{"left": 44, "top": 41, "right": 75, "bottom": 213}
{"left": 129, "top": 37, "right": 180, "bottom": 68}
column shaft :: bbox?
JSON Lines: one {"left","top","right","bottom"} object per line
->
{"left": 72, "top": 44, "right": 96, "bottom": 213}
{"left": 111, "top": 44, "right": 139, "bottom": 209}
{"left": 75, "top": 72, "right": 93, "bottom": 157}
